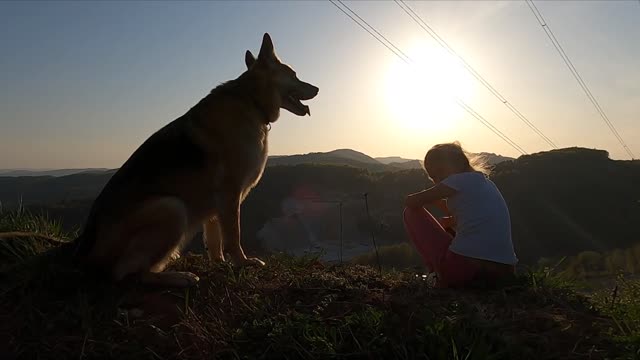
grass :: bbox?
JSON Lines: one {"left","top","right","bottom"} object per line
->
{"left": 0, "top": 207, "right": 74, "bottom": 271}
{"left": 591, "top": 275, "right": 640, "bottom": 354}
{"left": 0, "top": 204, "right": 72, "bottom": 240}
{"left": 0, "top": 211, "right": 639, "bottom": 359}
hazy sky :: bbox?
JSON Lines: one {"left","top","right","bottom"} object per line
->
{"left": 1, "top": 0, "right": 638, "bottom": 168}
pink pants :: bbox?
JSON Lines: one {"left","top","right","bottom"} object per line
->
{"left": 403, "top": 207, "right": 514, "bottom": 288}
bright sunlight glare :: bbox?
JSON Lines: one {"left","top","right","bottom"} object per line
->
{"left": 383, "top": 42, "right": 475, "bottom": 133}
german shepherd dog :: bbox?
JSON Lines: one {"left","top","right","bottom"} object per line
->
{"left": 71, "top": 33, "right": 318, "bottom": 287}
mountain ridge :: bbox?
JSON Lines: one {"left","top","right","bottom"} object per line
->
{"left": 0, "top": 149, "right": 514, "bottom": 177}
{"left": 0, "top": 147, "right": 637, "bottom": 265}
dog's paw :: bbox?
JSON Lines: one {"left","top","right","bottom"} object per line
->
{"left": 137, "top": 271, "right": 200, "bottom": 288}
{"left": 158, "top": 271, "right": 200, "bottom": 288}
{"left": 231, "top": 256, "right": 265, "bottom": 267}
{"left": 172, "top": 272, "right": 200, "bottom": 287}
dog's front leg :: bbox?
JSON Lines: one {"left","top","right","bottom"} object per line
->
{"left": 203, "top": 217, "right": 225, "bottom": 263}
{"left": 219, "top": 192, "right": 265, "bottom": 267}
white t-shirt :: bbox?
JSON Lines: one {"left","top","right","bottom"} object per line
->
{"left": 441, "top": 171, "right": 518, "bottom": 265}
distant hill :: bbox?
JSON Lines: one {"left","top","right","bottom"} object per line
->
{"left": 476, "top": 152, "right": 515, "bottom": 165}
{"left": 267, "top": 149, "right": 513, "bottom": 172}
{"left": 388, "top": 160, "right": 423, "bottom": 170}
{"left": 0, "top": 170, "right": 117, "bottom": 207}
{"left": 267, "top": 149, "right": 390, "bottom": 172}
{"left": 3, "top": 147, "right": 635, "bottom": 265}
{"left": 0, "top": 168, "right": 111, "bottom": 177}
{"left": 323, "top": 149, "right": 381, "bottom": 164}
{"left": 375, "top": 156, "right": 416, "bottom": 164}
{"left": 380, "top": 152, "right": 515, "bottom": 171}
{"left": 0, "top": 150, "right": 511, "bottom": 179}
{"left": 490, "top": 147, "right": 639, "bottom": 262}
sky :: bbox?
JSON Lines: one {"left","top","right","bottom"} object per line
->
{"left": 0, "top": 0, "right": 638, "bottom": 169}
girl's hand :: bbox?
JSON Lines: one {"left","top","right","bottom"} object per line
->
{"left": 438, "top": 216, "right": 456, "bottom": 229}
{"left": 434, "top": 199, "right": 450, "bottom": 215}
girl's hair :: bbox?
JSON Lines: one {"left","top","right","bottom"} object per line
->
{"left": 423, "top": 141, "right": 491, "bottom": 176}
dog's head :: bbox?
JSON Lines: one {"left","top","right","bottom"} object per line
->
{"left": 245, "top": 33, "right": 319, "bottom": 116}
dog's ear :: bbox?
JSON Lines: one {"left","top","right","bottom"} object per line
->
{"left": 245, "top": 50, "right": 256, "bottom": 69}
{"left": 258, "top": 33, "right": 275, "bottom": 61}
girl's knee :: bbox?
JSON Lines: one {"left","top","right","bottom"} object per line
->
{"left": 403, "top": 206, "right": 423, "bottom": 222}
{"left": 403, "top": 206, "right": 437, "bottom": 226}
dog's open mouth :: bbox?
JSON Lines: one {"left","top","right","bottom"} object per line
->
{"left": 281, "top": 82, "right": 318, "bottom": 117}
{"left": 283, "top": 93, "right": 311, "bottom": 116}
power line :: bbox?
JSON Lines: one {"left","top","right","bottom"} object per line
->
{"left": 526, "top": 0, "right": 636, "bottom": 159}
{"left": 336, "top": 1, "right": 412, "bottom": 63}
{"left": 329, "top": 0, "right": 528, "bottom": 155}
{"left": 336, "top": 0, "right": 528, "bottom": 155}
{"left": 394, "top": 0, "right": 558, "bottom": 149}
{"left": 328, "top": 0, "right": 409, "bottom": 64}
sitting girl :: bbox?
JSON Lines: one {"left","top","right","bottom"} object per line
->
{"left": 404, "top": 142, "right": 518, "bottom": 288}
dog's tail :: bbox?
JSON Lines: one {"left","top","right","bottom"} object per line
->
{"left": 0, "top": 230, "right": 97, "bottom": 271}
{"left": 1, "top": 232, "right": 77, "bottom": 263}
{"left": 0, "top": 232, "right": 94, "bottom": 295}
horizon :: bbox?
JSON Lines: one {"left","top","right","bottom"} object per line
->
{"left": 0, "top": 148, "right": 439, "bottom": 171}
{"left": 1, "top": 145, "right": 618, "bottom": 173}
{"left": 1, "top": 1, "right": 638, "bottom": 168}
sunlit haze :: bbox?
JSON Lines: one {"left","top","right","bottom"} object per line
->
{"left": 1, "top": 1, "right": 638, "bottom": 169}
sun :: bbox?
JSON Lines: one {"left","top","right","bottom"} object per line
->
{"left": 383, "top": 41, "right": 475, "bottom": 132}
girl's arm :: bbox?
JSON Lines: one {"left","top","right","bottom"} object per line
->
{"left": 431, "top": 199, "right": 455, "bottom": 229}
{"left": 438, "top": 215, "right": 456, "bottom": 229}
{"left": 405, "top": 183, "right": 457, "bottom": 209}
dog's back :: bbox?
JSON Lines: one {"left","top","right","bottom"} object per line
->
{"left": 74, "top": 114, "right": 206, "bottom": 254}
